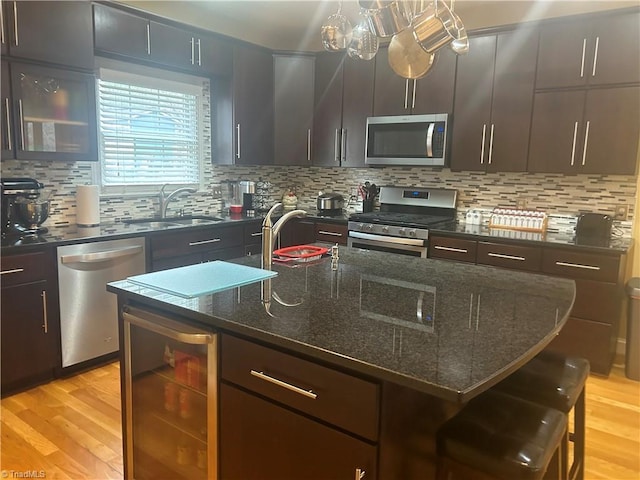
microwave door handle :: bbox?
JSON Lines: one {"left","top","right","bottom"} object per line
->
{"left": 425, "top": 123, "right": 435, "bottom": 157}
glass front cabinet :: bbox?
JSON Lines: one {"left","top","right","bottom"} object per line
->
{"left": 122, "top": 306, "right": 217, "bottom": 480}
{"left": 4, "top": 62, "right": 98, "bottom": 161}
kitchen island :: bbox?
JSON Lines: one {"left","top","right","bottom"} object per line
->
{"left": 108, "top": 247, "right": 575, "bottom": 480}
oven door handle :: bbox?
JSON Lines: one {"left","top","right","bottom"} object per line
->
{"left": 348, "top": 234, "right": 428, "bottom": 257}
{"left": 349, "top": 231, "right": 426, "bottom": 246}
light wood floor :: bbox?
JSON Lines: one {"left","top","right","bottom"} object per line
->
{"left": 1, "top": 362, "right": 639, "bottom": 479}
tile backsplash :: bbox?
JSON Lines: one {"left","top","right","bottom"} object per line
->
{"left": 2, "top": 160, "right": 636, "bottom": 237}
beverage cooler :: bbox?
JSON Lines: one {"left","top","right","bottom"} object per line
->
{"left": 122, "top": 306, "right": 218, "bottom": 480}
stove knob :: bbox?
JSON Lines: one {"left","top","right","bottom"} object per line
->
{"left": 399, "top": 228, "right": 406, "bottom": 236}
{"left": 366, "top": 224, "right": 375, "bottom": 231}
{"left": 382, "top": 226, "right": 389, "bottom": 234}
{"left": 358, "top": 223, "right": 365, "bottom": 231}
{"left": 408, "top": 229, "right": 416, "bottom": 237}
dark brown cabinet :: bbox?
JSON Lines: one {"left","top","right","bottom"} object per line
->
{"left": 528, "top": 87, "right": 640, "bottom": 175}
{"left": 536, "top": 10, "right": 640, "bottom": 89}
{"left": 274, "top": 54, "right": 315, "bottom": 166}
{"left": 2, "top": 0, "right": 93, "bottom": 69}
{"left": 313, "top": 52, "right": 374, "bottom": 167}
{"left": 450, "top": 29, "right": 538, "bottom": 172}
{"left": 373, "top": 47, "right": 456, "bottom": 116}
{"left": 4, "top": 62, "right": 98, "bottom": 162}
{"left": 1, "top": 250, "right": 59, "bottom": 395}
{"left": 314, "top": 221, "right": 348, "bottom": 245}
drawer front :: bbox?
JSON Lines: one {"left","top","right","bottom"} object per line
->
{"left": 221, "top": 335, "right": 380, "bottom": 441}
{"left": 546, "top": 316, "right": 615, "bottom": 376}
{"left": 477, "top": 242, "right": 542, "bottom": 272}
{"left": 244, "top": 222, "right": 263, "bottom": 244}
{"left": 0, "top": 252, "right": 47, "bottom": 286}
{"left": 542, "top": 248, "right": 621, "bottom": 283}
{"left": 315, "top": 222, "right": 348, "bottom": 245}
{"left": 572, "top": 279, "right": 623, "bottom": 324}
{"left": 151, "top": 225, "right": 243, "bottom": 259}
{"left": 429, "top": 236, "right": 477, "bottom": 263}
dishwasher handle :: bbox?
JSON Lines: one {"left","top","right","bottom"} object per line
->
{"left": 60, "top": 245, "right": 143, "bottom": 264}
{"left": 123, "top": 306, "right": 214, "bottom": 345}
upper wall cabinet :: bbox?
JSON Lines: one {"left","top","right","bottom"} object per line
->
{"left": 93, "top": 3, "right": 232, "bottom": 76}
{"left": 536, "top": 10, "right": 640, "bottom": 89}
{"left": 274, "top": 54, "right": 315, "bottom": 166}
{"left": 1, "top": 1, "right": 93, "bottom": 70}
{"left": 450, "top": 28, "right": 538, "bottom": 172}
{"left": 372, "top": 46, "right": 456, "bottom": 116}
{"left": 313, "top": 52, "right": 374, "bottom": 167}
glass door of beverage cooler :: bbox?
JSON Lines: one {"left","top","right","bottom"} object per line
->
{"left": 122, "top": 306, "right": 217, "bottom": 480}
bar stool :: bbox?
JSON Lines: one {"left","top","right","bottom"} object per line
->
{"left": 492, "top": 351, "right": 589, "bottom": 480}
{"left": 436, "top": 389, "right": 567, "bottom": 480}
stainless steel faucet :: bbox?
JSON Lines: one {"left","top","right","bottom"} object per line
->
{"left": 261, "top": 202, "right": 306, "bottom": 303}
{"left": 158, "top": 184, "right": 197, "bottom": 218}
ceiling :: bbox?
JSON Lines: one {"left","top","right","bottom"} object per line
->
{"left": 120, "top": 0, "right": 639, "bottom": 51}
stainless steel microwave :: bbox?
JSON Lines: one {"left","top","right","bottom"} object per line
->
{"left": 365, "top": 113, "right": 448, "bottom": 167}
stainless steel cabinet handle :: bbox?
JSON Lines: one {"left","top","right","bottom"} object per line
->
{"left": 487, "top": 252, "right": 525, "bottom": 261}
{"left": 355, "top": 468, "right": 366, "bottom": 479}
{"left": 488, "top": 124, "right": 495, "bottom": 164}
{"left": 468, "top": 293, "right": 474, "bottom": 329}
{"left": 4, "top": 98, "right": 11, "bottom": 151}
{"left": 570, "top": 121, "right": 579, "bottom": 166}
{"left": 41, "top": 290, "right": 48, "bottom": 334}
{"left": 1, "top": 2, "right": 5, "bottom": 45}
{"left": 197, "top": 38, "right": 202, "bottom": 66}
{"left": 12, "top": 1, "right": 18, "bottom": 46}
{"left": 404, "top": 79, "right": 409, "bottom": 109}
{"left": 480, "top": 124, "right": 487, "bottom": 164}
{"left": 250, "top": 370, "right": 317, "bottom": 400}
{"left": 592, "top": 36, "right": 599, "bottom": 77}
{"left": 580, "top": 38, "right": 587, "bottom": 78}
{"left": 318, "top": 230, "right": 343, "bottom": 237}
{"left": 1, "top": 268, "right": 24, "bottom": 275}
{"left": 250, "top": 231, "right": 262, "bottom": 237}
{"left": 17, "top": 98, "right": 24, "bottom": 149}
{"left": 411, "top": 79, "right": 417, "bottom": 109}
{"left": 426, "top": 123, "right": 435, "bottom": 157}
{"left": 123, "top": 308, "right": 214, "bottom": 344}
{"left": 475, "top": 293, "right": 481, "bottom": 330}
{"left": 236, "top": 123, "right": 241, "bottom": 159}
{"left": 581, "top": 120, "right": 590, "bottom": 166}
{"left": 334, "top": 129, "right": 340, "bottom": 163}
{"left": 434, "top": 245, "right": 467, "bottom": 253}
{"left": 61, "top": 245, "right": 143, "bottom": 264}
{"left": 189, "top": 238, "right": 221, "bottom": 246}
{"left": 190, "top": 37, "right": 195, "bottom": 65}
{"left": 307, "top": 128, "right": 311, "bottom": 162}
{"left": 341, "top": 128, "right": 347, "bottom": 163}
{"left": 555, "top": 261, "right": 600, "bottom": 271}
{"left": 146, "top": 23, "right": 150, "bottom": 55}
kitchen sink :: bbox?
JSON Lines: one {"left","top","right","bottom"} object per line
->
{"left": 123, "top": 215, "right": 224, "bottom": 228}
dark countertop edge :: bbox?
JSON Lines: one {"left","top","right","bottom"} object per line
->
{"left": 109, "top": 283, "right": 574, "bottom": 404}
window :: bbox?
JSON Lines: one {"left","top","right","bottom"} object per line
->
{"left": 95, "top": 61, "right": 206, "bottom": 194}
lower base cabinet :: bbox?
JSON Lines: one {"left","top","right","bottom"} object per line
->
{"left": 220, "top": 383, "right": 377, "bottom": 480}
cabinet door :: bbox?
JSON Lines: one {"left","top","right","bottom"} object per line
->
{"left": 220, "top": 383, "right": 377, "bottom": 480}
{"left": 487, "top": 28, "right": 537, "bottom": 173}
{"left": 582, "top": 86, "right": 640, "bottom": 175}
{"left": 274, "top": 55, "right": 315, "bottom": 166}
{"left": 94, "top": 3, "right": 150, "bottom": 59}
{"left": 6, "top": 1, "right": 93, "bottom": 69}
{"left": 233, "top": 44, "right": 274, "bottom": 165}
{"left": 10, "top": 62, "right": 98, "bottom": 162}
{"left": 449, "top": 35, "right": 496, "bottom": 171}
{"left": 373, "top": 47, "right": 412, "bottom": 116}
{"left": 528, "top": 90, "right": 585, "bottom": 173}
{"left": 313, "top": 52, "right": 344, "bottom": 167}
{"left": 342, "top": 55, "right": 375, "bottom": 167}
{"left": 412, "top": 47, "right": 457, "bottom": 115}
{"left": 197, "top": 35, "right": 233, "bottom": 77}
{"left": 1, "top": 281, "right": 56, "bottom": 391}
{"left": 150, "top": 21, "right": 196, "bottom": 70}
{"left": 1, "top": 60, "right": 13, "bottom": 159}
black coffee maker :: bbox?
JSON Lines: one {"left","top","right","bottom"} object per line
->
{"left": 1, "top": 178, "right": 45, "bottom": 236}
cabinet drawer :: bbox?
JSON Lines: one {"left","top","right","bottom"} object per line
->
{"left": 221, "top": 335, "right": 380, "bottom": 441}
{"left": 477, "top": 242, "right": 542, "bottom": 272}
{"left": 542, "top": 248, "right": 621, "bottom": 283}
{"left": 429, "top": 236, "right": 477, "bottom": 263}
{"left": 572, "top": 279, "right": 622, "bottom": 324}
{"left": 151, "top": 225, "right": 243, "bottom": 259}
{"left": 243, "top": 222, "right": 263, "bottom": 244}
{"left": 0, "top": 252, "right": 46, "bottom": 286}
{"left": 315, "top": 222, "right": 348, "bottom": 245}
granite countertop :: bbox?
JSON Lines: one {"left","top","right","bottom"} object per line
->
{"left": 108, "top": 247, "right": 576, "bottom": 402}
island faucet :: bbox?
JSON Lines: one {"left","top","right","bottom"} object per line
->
{"left": 158, "top": 183, "right": 197, "bottom": 218}
{"left": 261, "top": 202, "right": 307, "bottom": 303}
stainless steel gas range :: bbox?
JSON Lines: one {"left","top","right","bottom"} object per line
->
{"left": 348, "top": 186, "right": 457, "bottom": 257}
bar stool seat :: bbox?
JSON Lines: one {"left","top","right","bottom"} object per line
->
{"left": 493, "top": 350, "right": 589, "bottom": 480}
{"left": 436, "top": 389, "right": 567, "bottom": 480}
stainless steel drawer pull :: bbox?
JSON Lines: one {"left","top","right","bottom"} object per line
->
{"left": 41, "top": 290, "right": 48, "bottom": 334}
{"left": 318, "top": 230, "right": 343, "bottom": 237}
{"left": 355, "top": 468, "right": 366, "bottom": 479}
{"left": 189, "top": 238, "right": 221, "bottom": 246}
{"left": 555, "top": 261, "right": 600, "bottom": 271}
{"left": 0, "top": 268, "right": 24, "bottom": 275}
{"left": 250, "top": 232, "right": 262, "bottom": 237}
{"left": 487, "top": 252, "right": 525, "bottom": 261}
{"left": 250, "top": 370, "right": 317, "bottom": 400}
{"left": 434, "top": 245, "right": 467, "bottom": 253}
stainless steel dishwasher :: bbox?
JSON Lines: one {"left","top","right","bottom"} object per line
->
{"left": 57, "top": 237, "right": 146, "bottom": 368}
